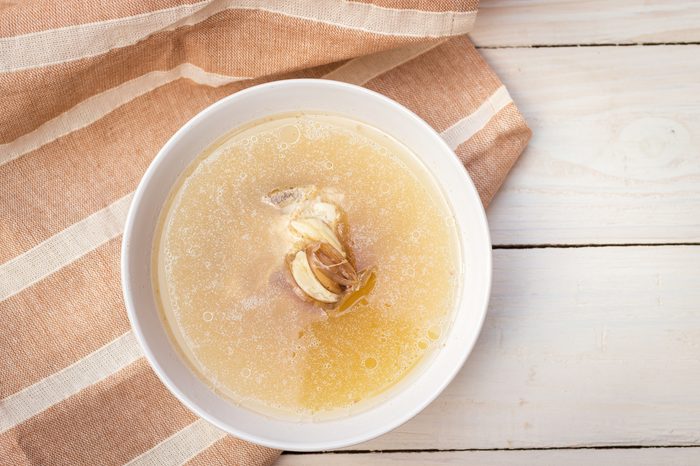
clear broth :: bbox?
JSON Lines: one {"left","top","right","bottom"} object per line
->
{"left": 154, "top": 113, "right": 460, "bottom": 419}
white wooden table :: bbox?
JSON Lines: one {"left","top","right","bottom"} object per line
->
{"left": 279, "top": 1, "right": 700, "bottom": 464}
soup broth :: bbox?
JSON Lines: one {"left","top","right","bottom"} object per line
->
{"left": 154, "top": 113, "right": 460, "bottom": 419}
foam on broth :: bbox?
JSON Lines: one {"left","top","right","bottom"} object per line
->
{"left": 154, "top": 113, "right": 460, "bottom": 419}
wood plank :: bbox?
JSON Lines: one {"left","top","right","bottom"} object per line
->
{"left": 470, "top": 0, "right": 700, "bottom": 47}
{"left": 279, "top": 448, "right": 700, "bottom": 466}
{"left": 482, "top": 45, "right": 700, "bottom": 245}
{"left": 336, "top": 246, "right": 700, "bottom": 450}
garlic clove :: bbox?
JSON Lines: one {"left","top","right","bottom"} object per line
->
{"left": 306, "top": 243, "right": 344, "bottom": 295}
{"left": 289, "top": 218, "right": 345, "bottom": 256}
{"left": 265, "top": 185, "right": 372, "bottom": 309}
{"left": 309, "top": 202, "right": 340, "bottom": 225}
{"left": 306, "top": 242, "right": 358, "bottom": 289}
{"left": 309, "top": 263, "right": 343, "bottom": 295}
{"left": 289, "top": 250, "right": 340, "bottom": 303}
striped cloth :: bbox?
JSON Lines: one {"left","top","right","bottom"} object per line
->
{"left": 0, "top": 1, "right": 530, "bottom": 464}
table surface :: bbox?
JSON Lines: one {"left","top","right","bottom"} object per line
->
{"left": 279, "top": 0, "right": 700, "bottom": 464}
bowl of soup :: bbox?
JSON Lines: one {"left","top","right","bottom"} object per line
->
{"left": 121, "top": 79, "right": 491, "bottom": 451}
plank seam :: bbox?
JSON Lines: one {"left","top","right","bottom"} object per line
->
{"left": 283, "top": 445, "right": 700, "bottom": 455}
{"left": 475, "top": 41, "right": 700, "bottom": 49}
{"left": 492, "top": 242, "right": 700, "bottom": 249}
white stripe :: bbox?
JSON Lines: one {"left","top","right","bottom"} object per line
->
{"left": 440, "top": 85, "right": 513, "bottom": 150}
{"left": 324, "top": 40, "right": 445, "bottom": 85}
{"left": 0, "top": 193, "right": 133, "bottom": 301}
{"left": 126, "top": 418, "right": 226, "bottom": 466}
{"left": 0, "top": 64, "right": 247, "bottom": 167}
{"left": 0, "top": 0, "right": 476, "bottom": 72}
{"left": 0, "top": 331, "right": 142, "bottom": 434}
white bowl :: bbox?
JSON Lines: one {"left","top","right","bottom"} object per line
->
{"left": 121, "top": 79, "right": 491, "bottom": 451}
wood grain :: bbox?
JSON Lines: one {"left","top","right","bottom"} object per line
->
{"left": 470, "top": 0, "right": 700, "bottom": 47}
{"left": 483, "top": 45, "right": 700, "bottom": 245}
{"left": 279, "top": 447, "right": 700, "bottom": 465}
{"left": 338, "top": 246, "right": 700, "bottom": 450}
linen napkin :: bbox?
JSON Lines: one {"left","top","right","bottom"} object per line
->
{"left": 0, "top": 1, "right": 530, "bottom": 464}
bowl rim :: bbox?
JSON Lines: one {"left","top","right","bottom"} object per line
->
{"left": 121, "top": 78, "right": 492, "bottom": 451}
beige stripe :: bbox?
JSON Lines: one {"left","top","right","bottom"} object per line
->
{"left": 126, "top": 419, "right": 226, "bottom": 466}
{"left": 324, "top": 40, "right": 445, "bottom": 85}
{"left": 0, "top": 64, "right": 247, "bottom": 167}
{"left": 440, "top": 85, "right": 513, "bottom": 150}
{"left": 0, "top": 331, "right": 142, "bottom": 434}
{"left": 453, "top": 102, "right": 531, "bottom": 207}
{"left": 364, "top": 37, "right": 501, "bottom": 133}
{"left": 0, "top": 359, "right": 197, "bottom": 465}
{"left": 0, "top": 239, "right": 131, "bottom": 397}
{"left": 0, "top": 0, "right": 476, "bottom": 72}
{"left": 0, "top": 193, "right": 132, "bottom": 301}
{"left": 0, "top": 0, "right": 187, "bottom": 37}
